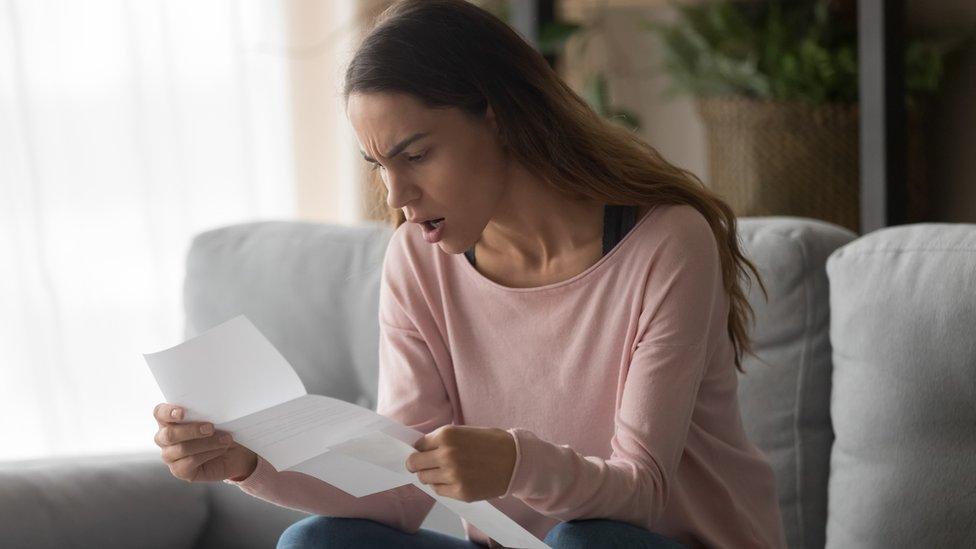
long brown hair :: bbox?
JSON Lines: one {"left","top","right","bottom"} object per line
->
{"left": 343, "top": 0, "right": 768, "bottom": 373}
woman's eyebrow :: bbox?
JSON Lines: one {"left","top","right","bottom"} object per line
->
{"left": 361, "top": 132, "right": 429, "bottom": 162}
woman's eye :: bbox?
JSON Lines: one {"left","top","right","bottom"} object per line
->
{"left": 367, "top": 151, "right": 424, "bottom": 171}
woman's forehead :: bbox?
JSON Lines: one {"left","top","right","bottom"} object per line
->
{"left": 348, "top": 93, "right": 456, "bottom": 153}
{"left": 347, "top": 91, "right": 431, "bottom": 125}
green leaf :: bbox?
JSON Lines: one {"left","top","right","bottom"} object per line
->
{"left": 538, "top": 21, "right": 583, "bottom": 55}
{"left": 607, "top": 109, "right": 641, "bottom": 131}
{"left": 583, "top": 73, "right": 609, "bottom": 116}
{"left": 639, "top": 0, "right": 968, "bottom": 104}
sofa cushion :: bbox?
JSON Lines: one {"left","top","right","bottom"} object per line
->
{"left": 184, "top": 220, "right": 394, "bottom": 409}
{"left": 736, "top": 217, "right": 857, "bottom": 549}
{"left": 0, "top": 453, "right": 208, "bottom": 549}
{"left": 825, "top": 223, "right": 976, "bottom": 548}
{"left": 195, "top": 478, "right": 310, "bottom": 548}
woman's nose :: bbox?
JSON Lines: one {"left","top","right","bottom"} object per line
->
{"left": 384, "top": 170, "right": 419, "bottom": 210}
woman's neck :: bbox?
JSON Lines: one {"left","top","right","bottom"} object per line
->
{"left": 479, "top": 168, "right": 605, "bottom": 269}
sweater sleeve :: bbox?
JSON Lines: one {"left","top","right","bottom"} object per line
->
{"left": 500, "top": 207, "right": 724, "bottom": 528}
{"left": 223, "top": 227, "right": 455, "bottom": 534}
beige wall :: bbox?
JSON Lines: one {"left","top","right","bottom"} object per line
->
{"left": 560, "top": 1, "right": 708, "bottom": 188}
{"left": 284, "top": 0, "right": 396, "bottom": 225}
{"left": 284, "top": 0, "right": 359, "bottom": 224}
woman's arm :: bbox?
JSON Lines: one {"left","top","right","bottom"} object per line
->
{"left": 224, "top": 230, "right": 455, "bottom": 534}
{"left": 500, "top": 209, "right": 724, "bottom": 527}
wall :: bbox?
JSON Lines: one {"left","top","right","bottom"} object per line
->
{"left": 284, "top": 0, "right": 382, "bottom": 224}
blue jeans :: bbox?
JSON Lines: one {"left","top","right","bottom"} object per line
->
{"left": 277, "top": 515, "right": 687, "bottom": 548}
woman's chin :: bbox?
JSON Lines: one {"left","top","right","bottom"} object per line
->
{"left": 437, "top": 240, "right": 458, "bottom": 254}
{"left": 436, "top": 238, "right": 469, "bottom": 256}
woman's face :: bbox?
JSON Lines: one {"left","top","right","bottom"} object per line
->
{"left": 346, "top": 91, "right": 509, "bottom": 254}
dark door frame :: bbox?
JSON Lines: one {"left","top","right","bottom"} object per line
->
{"left": 859, "top": 0, "right": 907, "bottom": 234}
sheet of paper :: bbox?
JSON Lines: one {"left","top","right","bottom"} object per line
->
{"left": 143, "top": 315, "right": 306, "bottom": 423}
{"left": 215, "top": 393, "right": 404, "bottom": 470}
{"left": 414, "top": 480, "right": 550, "bottom": 549}
{"left": 143, "top": 314, "right": 549, "bottom": 548}
{"left": 286, "top": 450, "right": 415, "bottom": 498}
{"left": 331, "top": 431, "right": 550, "bottom": 548}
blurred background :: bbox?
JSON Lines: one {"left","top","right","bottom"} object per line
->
{"left": 1, "top": 0, "right": 973, "bottom": 462}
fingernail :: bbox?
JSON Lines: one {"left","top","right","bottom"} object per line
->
{"left": 171, "top": 408, "right": 181, "bottom": 419}
{"left": 200, "top": 424, "right": 213, "bottom": 435}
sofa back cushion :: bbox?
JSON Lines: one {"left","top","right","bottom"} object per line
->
{"left": 183, "top": 220, "right": 394, "bottom": 408}
{"left": 825, "top": 223, "right": 976, "bottom": 548}
{"left": 736, "top": 217, "right": 857, "bottom": 549}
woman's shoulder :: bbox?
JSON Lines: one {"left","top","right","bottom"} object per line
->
{"left": 635, "top": 203, "right": 714, "bottom": 249}
{"left": 382, "top": 221, "right": 441, "bottom": 287}
{"left": 621, "top": 203, "right": 722, "bottom": 292}
{"left": 387, "top": 221, "right": 438, "bottom": 263}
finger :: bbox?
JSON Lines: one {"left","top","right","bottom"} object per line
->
{"left": 416, "top": 424, "right": 457, "bottom": 452}
{"left": 405, "top": 448, "right": 443, "bottom": 473}
{"left": 161, "top": 433, "right": 234, "bottom": 463}
{"left": 431, "top": 483, "right": 460, "bottom": 500}
{"left": 154, "top": 403, "right": 186, "bottom": 427}
{"left": 416, "top": 468, "right": 451, "bottom": 486}
{"left": 154, "top": 421, "right": 218, "bottom": 447}
{"left": 170, "top": 447, "right": 228, "bottom": 481}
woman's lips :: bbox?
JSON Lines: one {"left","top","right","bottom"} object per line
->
{"left": 421, "top": 218, "right": 445, "bottom": 243}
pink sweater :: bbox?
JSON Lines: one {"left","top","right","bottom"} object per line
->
{"left": 225, "top": 204, "right": 786, "bottom": 548}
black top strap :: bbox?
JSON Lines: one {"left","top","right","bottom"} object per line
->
{"left": 602, "top": 204, "right": 637, "bottom": 256}
{"left": 464, "top": 204, "right": 639, "bottom": 268}
{"left": 463, "top": 241, "right": 477, "bottom": 266}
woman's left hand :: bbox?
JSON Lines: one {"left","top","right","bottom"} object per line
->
{"left": 405, "top": 425, "right": 517, "bottom": 502}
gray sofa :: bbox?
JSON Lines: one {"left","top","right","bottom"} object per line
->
{"left": 1, "top": 217, "right": 973, "bottom": 548}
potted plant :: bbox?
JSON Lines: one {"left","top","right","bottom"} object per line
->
{"left": 643, "top": 0, "right": 969, "bottom": 231}
{"left": 539, "top": 18, "right": 642, "bottom": 131}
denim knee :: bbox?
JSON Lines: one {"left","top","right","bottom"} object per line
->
{"left": 543, "top": 519, "right": 686, "bottom": 549}
{"left": 277, "top": 516, "right": 359, "bottom": 549}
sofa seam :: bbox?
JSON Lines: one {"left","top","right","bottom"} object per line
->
{"left": 745, "top": 226, "right": 812, "bottom": 548}
{"left": 792, "top": 229, "right": 814, "bottom": 549}
{"left": 836, "top": 247, "right": 976, "bottom": 258}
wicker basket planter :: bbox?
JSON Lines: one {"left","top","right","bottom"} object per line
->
{"left": 696, "top": 96, "right": 927, "bottom": 233}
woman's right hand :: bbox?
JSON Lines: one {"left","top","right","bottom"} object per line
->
{"left": 153, "top": 403, "right": 258, "bottom": 483}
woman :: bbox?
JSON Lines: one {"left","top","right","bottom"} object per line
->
{"left": 152, "top": 1, "right": 786, "bottom": 547}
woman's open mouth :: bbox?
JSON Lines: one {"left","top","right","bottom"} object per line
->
{"left": 421, "top": 218, "right": 445, "bottom": 243}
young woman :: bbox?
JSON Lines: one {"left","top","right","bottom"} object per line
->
{"left": 152, "top": 1, "right": 786, "bottom": 547}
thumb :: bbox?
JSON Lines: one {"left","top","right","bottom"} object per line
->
{"left": 414, "top": 433, "right": 436, "bottom": 452}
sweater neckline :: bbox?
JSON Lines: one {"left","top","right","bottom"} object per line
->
{"left": 455, "top": 205, "right": 658, "bottom": 293}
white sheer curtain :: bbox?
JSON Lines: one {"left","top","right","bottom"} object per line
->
{"left": 0, "top": 0, "right": 295, "bottom": 461}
